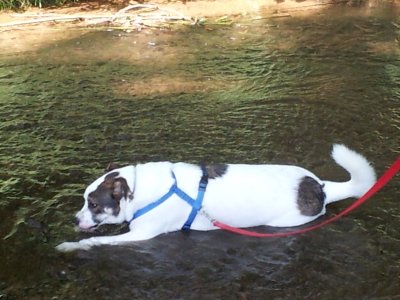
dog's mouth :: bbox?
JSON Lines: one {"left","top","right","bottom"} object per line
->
{"left": 75, "top": 224, "right": 99, "bottom": 233}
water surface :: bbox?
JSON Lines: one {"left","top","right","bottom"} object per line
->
{"left": 0, "top": 5, "right": 399, "bottom": 299}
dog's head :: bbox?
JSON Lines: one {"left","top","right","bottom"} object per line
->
{"left": 75, "top": 165, "right": 135, "bottom": 231}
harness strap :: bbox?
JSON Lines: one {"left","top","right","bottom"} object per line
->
{"left": 129, "top": 167, "right": 209, "bottom": 230}
{"left": 131, "top": 183, "right": 177, "bottom": 221}
{"left": 182, "top": 166, "right": 209, "bottom": 231}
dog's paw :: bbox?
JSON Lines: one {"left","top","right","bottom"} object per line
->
{"left": 56, "top": 241, "right": 92, "bottom": 252}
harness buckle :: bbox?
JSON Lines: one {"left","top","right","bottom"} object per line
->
{"left": 199, "top": 179, "right": 208, "bottom": 190}
{"left": 199, "top": 166, "right": 208, "bottom": 190}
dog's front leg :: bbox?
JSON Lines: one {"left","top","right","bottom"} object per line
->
{"left": 56, "top": 228, "right": 160, "bottom": 252}
{"left": 56, "top": 236, "right": 118, "bottom": 252}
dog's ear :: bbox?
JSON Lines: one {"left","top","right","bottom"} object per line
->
{"left": 105, "top": 162, "right": 121, "bottom": 172}
{"left": 112, "top": 180, "right": 124, "bottom": 202}
{"left": 112, "top": 178, "right": 133, "bottom": 202}
{"left": 104, "top": 171, "right": 119, "bottom": 182}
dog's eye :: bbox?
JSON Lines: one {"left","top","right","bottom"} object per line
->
{"left": 88, "top": 201, "right": 98, "bottom": 209}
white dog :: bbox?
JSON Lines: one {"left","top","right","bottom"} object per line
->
{"left": 56, "top": 144, "right": 376, "bottom": 252}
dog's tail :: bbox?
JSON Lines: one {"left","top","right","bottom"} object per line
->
{"left": 323, "top": 144, "right": 376, "bottom": 204}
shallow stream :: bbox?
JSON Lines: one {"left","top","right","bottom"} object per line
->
{"left": 0, "top": 4, "right": 399, "bottom": 299}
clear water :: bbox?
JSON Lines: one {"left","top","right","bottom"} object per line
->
{"left": 0, "top": 5, "right": 399, "bottom": 299}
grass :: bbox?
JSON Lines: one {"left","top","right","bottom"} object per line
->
{"left": 0, "top": 0, "right": 77, "bottom": 9}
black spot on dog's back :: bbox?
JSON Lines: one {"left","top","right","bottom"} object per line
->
{"left": 297, "top": 176, "right": 325, "bottom": 216}
{"left": 205, "top": 164, "right": 228, "bottom": 179}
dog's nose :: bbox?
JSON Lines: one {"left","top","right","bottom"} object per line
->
{"left": 74, "top": 217, "right": 80, "bottom": 226}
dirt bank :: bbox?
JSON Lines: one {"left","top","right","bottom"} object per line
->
{"left": 2, "top": 0, "right": 396, "bottom": 28}
{"left": 0, "top": 0, "right": 398, "bottom": 54}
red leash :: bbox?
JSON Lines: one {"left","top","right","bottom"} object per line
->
{"left": 213, "top": 156, "right": 400, "bottom": 237}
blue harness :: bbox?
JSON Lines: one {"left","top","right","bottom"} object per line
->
{"left": 129, "top": 166, "right": 209, "bottom": 231}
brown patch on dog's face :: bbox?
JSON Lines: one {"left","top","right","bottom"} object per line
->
{"left": 87, "top": 172, "right": 133, "bottom": 222}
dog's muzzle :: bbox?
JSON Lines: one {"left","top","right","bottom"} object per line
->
{"left": 74, "top": 214, "right": 100, "bottom": 232}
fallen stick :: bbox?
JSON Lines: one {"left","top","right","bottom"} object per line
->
{"left": 0, "top": 15, "right": 112, "bottom": 27}
{"left": 111, "top": 4, "right": 191, "bottom": 21}
{"left": 111, "top": 4, "right": 158, "bottom": 21}
{"left": 1, "top": 4, "right": 192, "bottom": 28}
